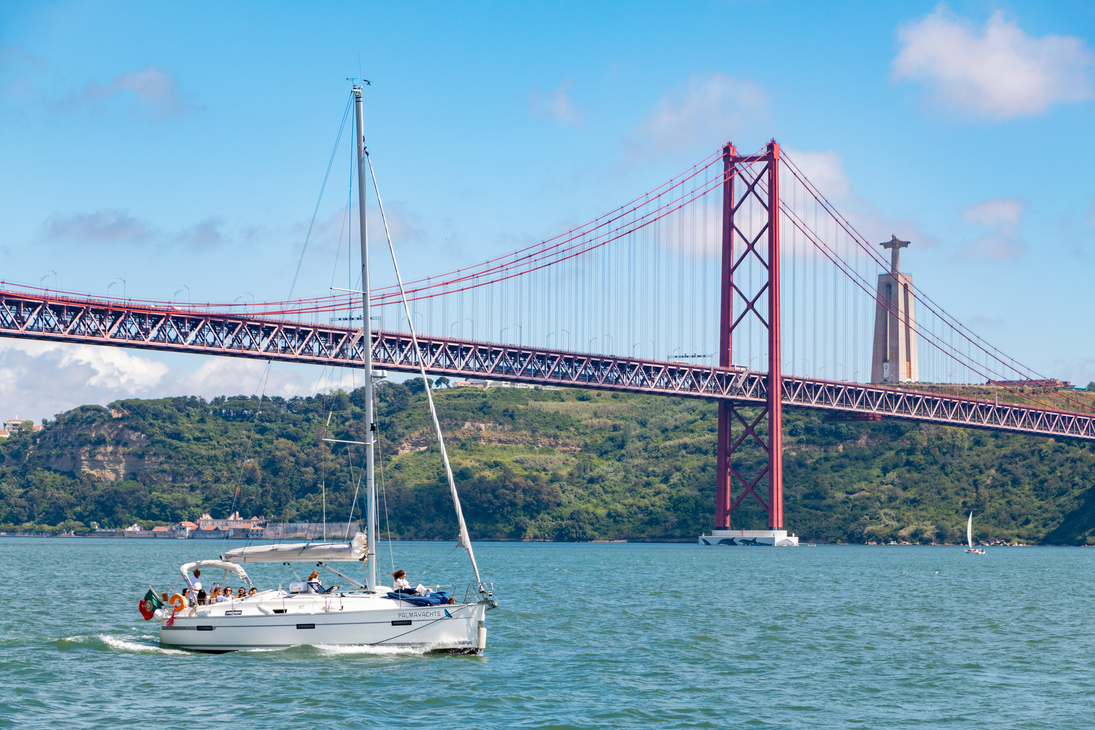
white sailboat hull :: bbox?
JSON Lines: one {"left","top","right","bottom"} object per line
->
{"left": 159, "top": 592, "right": 489, "bottom": 653}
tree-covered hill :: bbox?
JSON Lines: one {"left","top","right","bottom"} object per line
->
{"left": 1, "top": 381, "right": 1093, "bottom": 544}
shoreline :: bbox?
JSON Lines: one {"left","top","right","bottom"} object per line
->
{"left": 0, "top": 533, "right": 1070, "bottom": 546}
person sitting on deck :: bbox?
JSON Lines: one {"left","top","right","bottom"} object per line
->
{"left": 248, "top": 587, "right": 258, "bottom": 596}
{"left": 221, "top": 586, "right": 232, "bottom": 601}
{"left": 391, "top": 569, "right": 416, "bottom": 594}
{"left": 306, "top": 570, "right": 323, "bottom": 594}
{"left": 196, "top": 589, "right": 207, "bottom": 605}
{"left": 237, "top": 587, "right": 247, "bottom": 599}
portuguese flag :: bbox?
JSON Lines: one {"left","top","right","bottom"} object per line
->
{"left": 138, "top": 587, "right": 163, "bottom": 620}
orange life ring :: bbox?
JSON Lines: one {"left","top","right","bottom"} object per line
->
{"left": 169, "top": 593, "right": 186, "bottom": 612}
{"left": 138, "top": 599, "right": 154, "bottom": 620}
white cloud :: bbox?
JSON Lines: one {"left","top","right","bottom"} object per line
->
{"left": 783, "top": 149, "right": 851, "bottom": 200}
{"left": 178, "top": 358, "right": 277, "bottom": 397}
{"left": 778, "top": 147, "right": 938, "bottom": 263}
{"left": 964, "top": 198, "right": 1024, "bottom": 227}
{"left": 960, "top": 197, "right": 1026, "bottom": 261}
{"left": 0, "top": 340, "right": 340, "bottom": 423}
{"left": 78, "top": 67, "right": 197, "bottom": 119}
{"left": 893, "top": 5, "right": 1095, "bottom": 119}
{"left": 176, "top": 217, "right": 227, "bottom": 250}
{"left": 0, "top": 341, "right": 167, "bottom": 421}
{"left": 529, "top": 79, "right": 581, "bottom": 126}
{"left": 45, "top": 209, "right": 156, "bottom": 244}
{"left": 58, "top": 345, "right": 169, "bottom": 389}
{"left": 628, "top": 73, "right": 767, "bottom": 158}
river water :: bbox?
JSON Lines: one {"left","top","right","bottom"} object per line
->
{"left": 1, "top": 538, "right": 1092, "bottom": 728}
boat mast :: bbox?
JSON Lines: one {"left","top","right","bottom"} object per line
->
{"left": 353, "top": 85, "right": 377, "bottom": 592}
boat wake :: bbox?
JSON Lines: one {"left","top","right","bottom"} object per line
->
{"left": 313, "top": 643, "right": 432, "bottom": 657}
{"left": 97, "top": 634, "right": 190, "bottom": 655}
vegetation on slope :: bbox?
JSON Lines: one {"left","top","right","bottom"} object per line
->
{"left": 1, "top": 381, "right": 1093, "bottom": 543}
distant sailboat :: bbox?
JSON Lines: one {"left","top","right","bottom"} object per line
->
{"left": 965, "top": 512, "right": 985, "bottom": 554}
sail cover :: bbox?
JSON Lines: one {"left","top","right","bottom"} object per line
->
{"left": 222, "top": 533, "right": 367, "bottom": 564}
{"left": 180, "top": 559, "right": 253, "bottom": 587}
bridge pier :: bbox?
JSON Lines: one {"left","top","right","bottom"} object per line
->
{"left": 702, "top": 141, "right": 797, "bottom": 547}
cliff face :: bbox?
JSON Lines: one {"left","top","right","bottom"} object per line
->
{"left": 29, "top": 416, "right": 157, "bottom": 482}
{"left": 40, "top": 444, "right": 157, "bottom": 482}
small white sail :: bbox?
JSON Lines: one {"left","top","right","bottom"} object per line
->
{"left": 967, "top": 512, "right": 973, "bottom": 549}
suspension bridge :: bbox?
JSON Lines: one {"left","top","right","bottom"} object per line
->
{"left": 2, "top": 141, "right": 1091, "bottom": 543}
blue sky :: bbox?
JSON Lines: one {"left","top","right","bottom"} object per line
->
{"left": 1, "top": 0, "right": 1093, "bottom": 422}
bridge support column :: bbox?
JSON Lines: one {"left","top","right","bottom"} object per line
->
{"left": 703, "top": 141, "right": 796, "bottom": 547}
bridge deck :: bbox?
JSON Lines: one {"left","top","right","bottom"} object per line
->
{"left": 1, "top": 290, "right": 1091, "bottom": 440}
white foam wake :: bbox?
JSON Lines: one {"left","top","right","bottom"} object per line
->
{"left": 314, "top": 642, "right": 431, "bottom": 656}
{"left": 99, "top": 633, "right": 190, "bottom": 655}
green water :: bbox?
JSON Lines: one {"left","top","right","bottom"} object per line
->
{"left": 1, "top": 538, "right": 1093, "bottom": 727}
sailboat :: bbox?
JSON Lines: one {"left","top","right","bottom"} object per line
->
{"left": 143, "top": 86, "right": 496, "bottom": 653}
{"left": 965, "top": 511, "right": 985, "bottom": 555}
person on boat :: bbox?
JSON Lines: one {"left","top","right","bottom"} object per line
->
{"left": 222, "top": 586, "right": 232, "bottom": 601}
{"left": 392, "top": 569, "right": 415, "bottom": 594}
{"left": 248, "top": 587, "right": 258, "bottom": 596}
{"left": 187, "top": 568, "right": 202, "bottom": 600}
{"left": 237, "top": 587, "right": 247, "bottom": 599}
{"left": 307, "top": 570, "right": 323, "bottom": 594}
{"left": 196, "top": 589, "right": 208, "bottom": 605}
{"left": 210, "top": 587, "right": 222, "bottom": 603}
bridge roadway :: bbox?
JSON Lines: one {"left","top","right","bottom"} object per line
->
{"left": 1, "top": 290, "right": 1092, "bottom": 441}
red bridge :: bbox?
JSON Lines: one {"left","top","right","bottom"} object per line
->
{"left": 3, "top": 140, "right": 1091, "bottom": 535}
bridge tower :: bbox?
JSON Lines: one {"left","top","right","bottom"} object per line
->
{"left": 699, "top": 141, "right": 798, "bottom": 547}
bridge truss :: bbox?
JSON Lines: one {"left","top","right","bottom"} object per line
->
{"left": 1, "top": 289, "right": 1091, "bottom": 444}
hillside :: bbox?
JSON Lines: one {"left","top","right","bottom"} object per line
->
{"left": 1, "top": 381, "right": 1094, "bottom": 543}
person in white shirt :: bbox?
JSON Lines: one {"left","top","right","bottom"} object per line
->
{"left": 187, "top": 568, "right": 202, "bottom": 601}
{"left": 391, "top": 569, "right": 415, "bottom": 594}
{"left": 306, "top": 570, "right": 324, "bottom": 594}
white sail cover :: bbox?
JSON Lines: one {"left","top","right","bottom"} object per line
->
{"left": 180, "top": 559, "right": 253, "bottom": 587}
{"left": 222, "top": 533, "right": 367, "bottom": 564}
